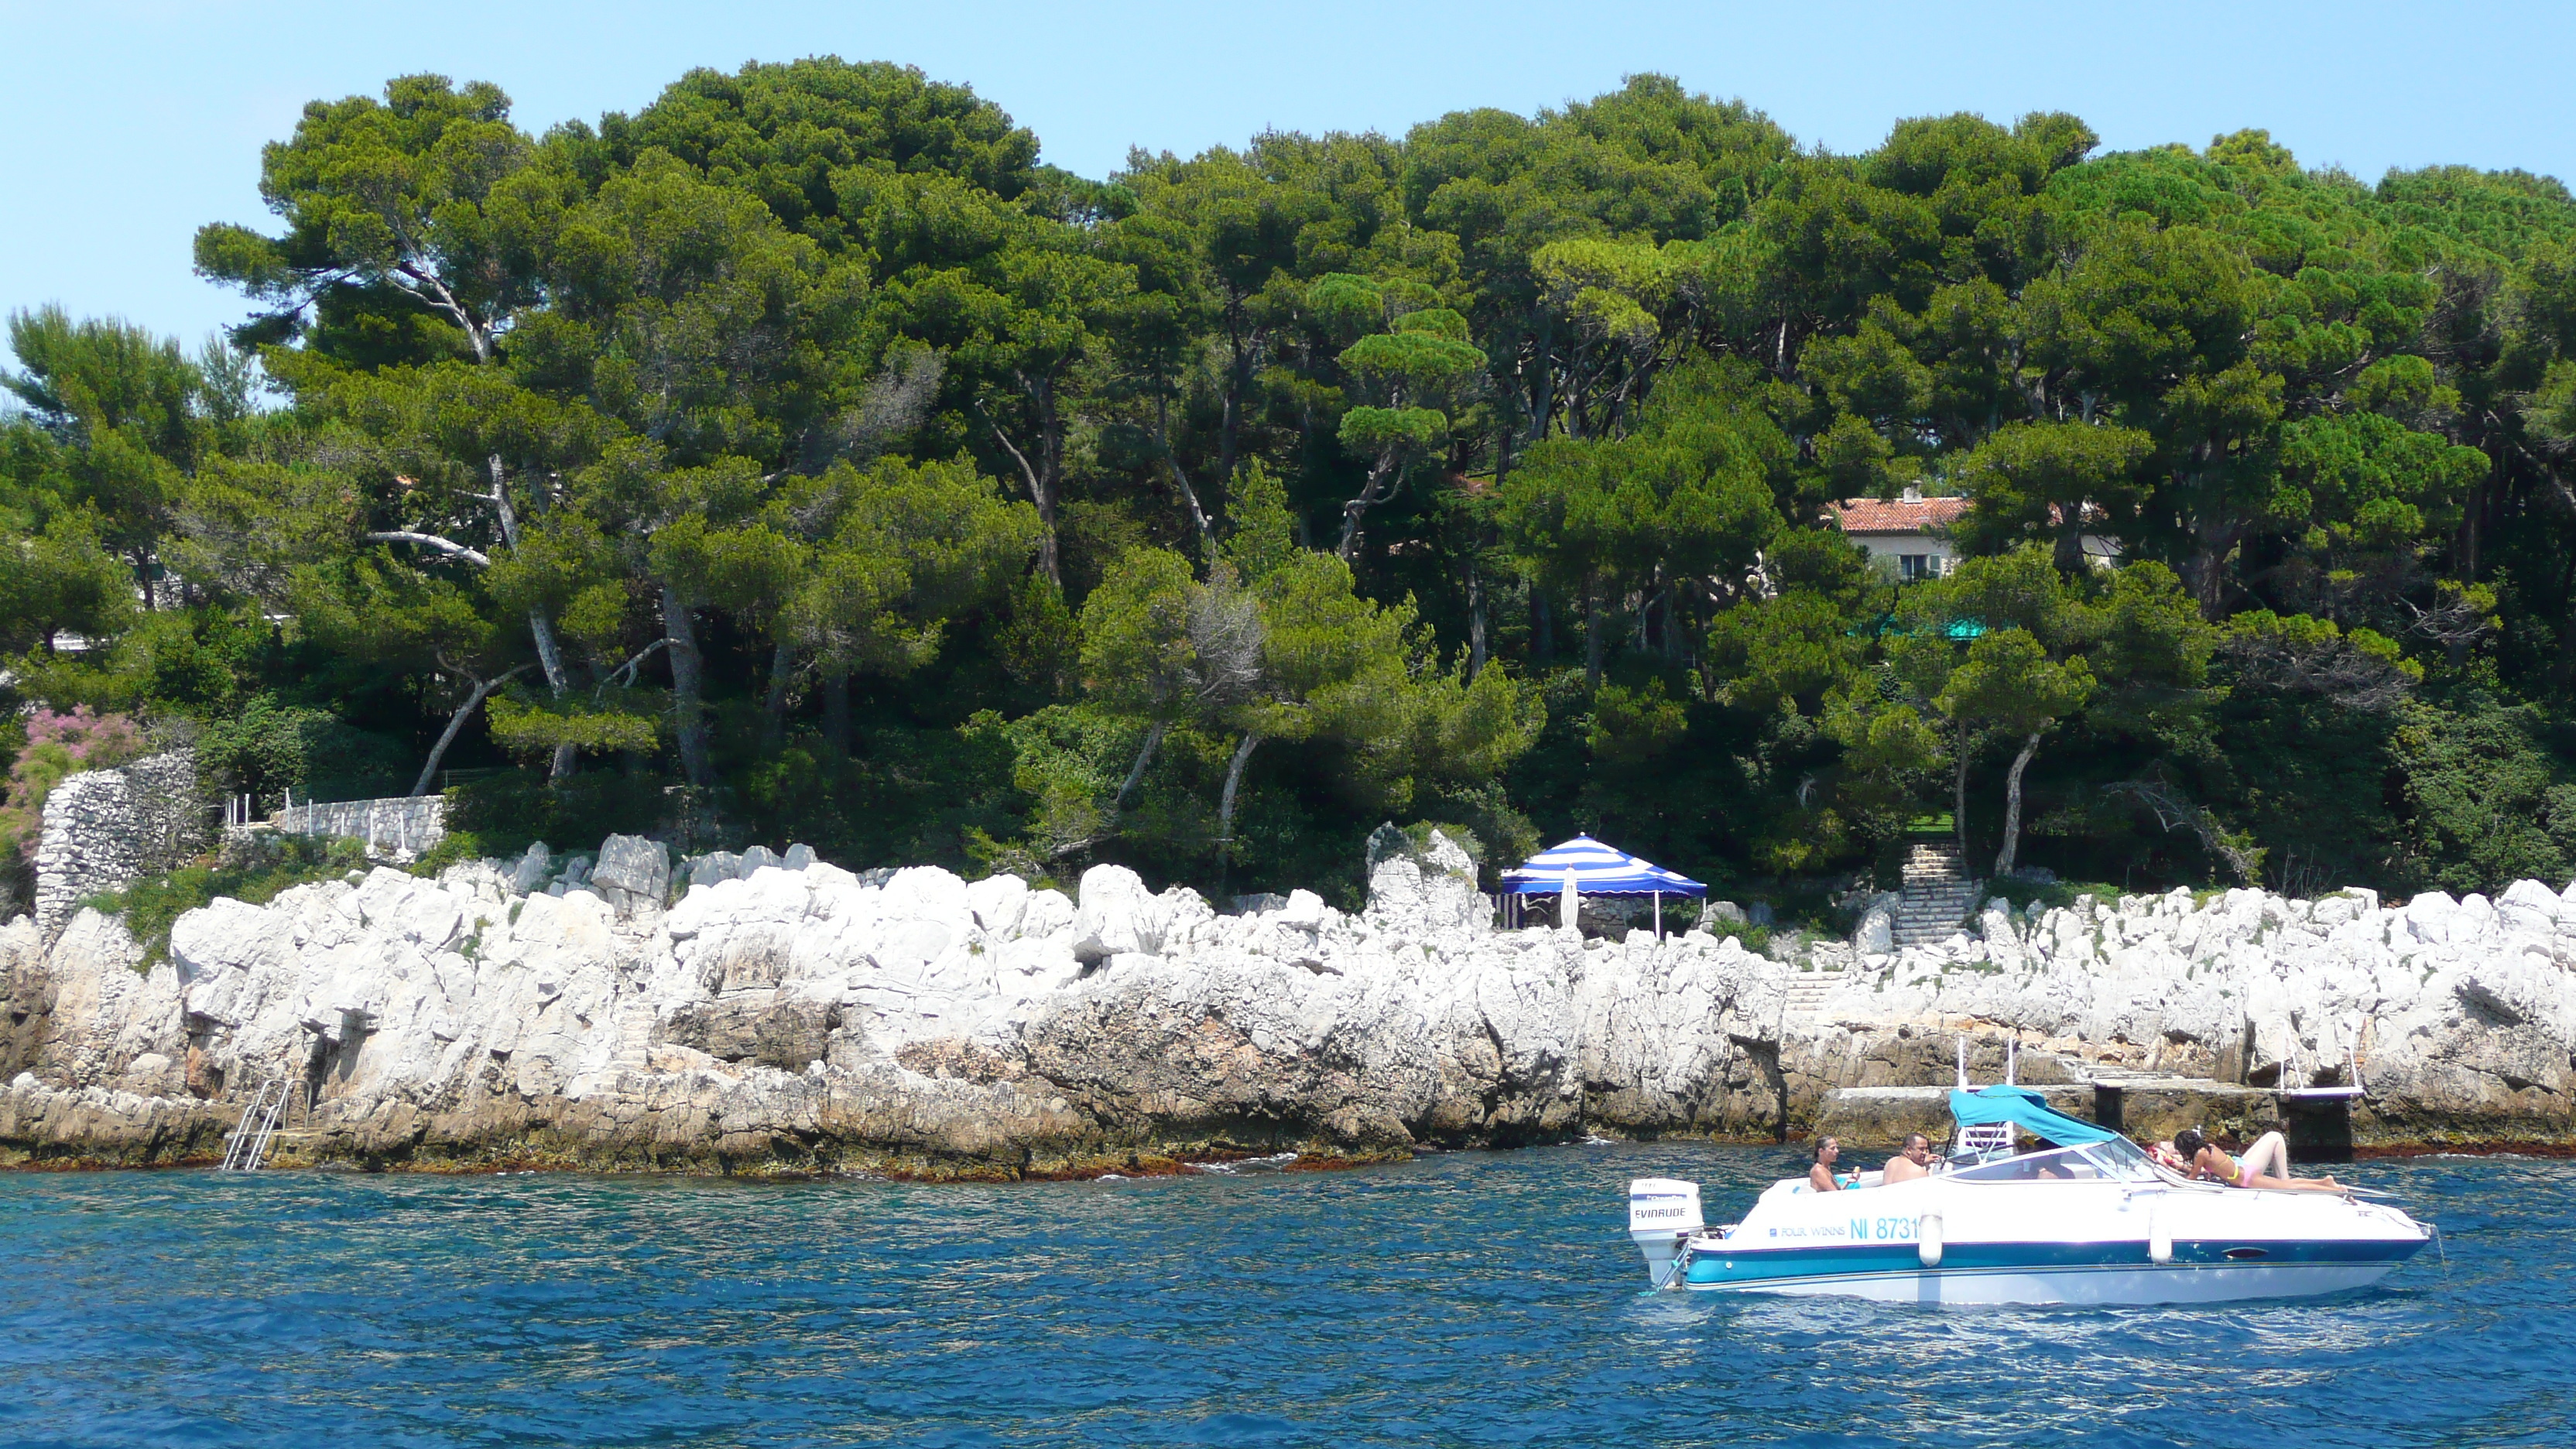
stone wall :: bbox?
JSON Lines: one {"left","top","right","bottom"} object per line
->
{"left": 270, "top": 796, "right": 445, "bottom": 862}
{"left": 31, "top": 752, "right": 207, "bottom": 940}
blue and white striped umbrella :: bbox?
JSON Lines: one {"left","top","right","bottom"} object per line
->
{"left": 1498, "top": 835, "right": 1706, "bottom": 897}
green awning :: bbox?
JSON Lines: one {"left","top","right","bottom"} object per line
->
{"left": 1857, "top": 615, "right": 1989, "bottom": 640}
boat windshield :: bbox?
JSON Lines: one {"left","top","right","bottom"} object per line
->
{"left": 2075, "top": 1135, "right": 2162, "bottom": 1182}
{"left": 1948, "top": 1139, "right": 2160, "bottom": 1184}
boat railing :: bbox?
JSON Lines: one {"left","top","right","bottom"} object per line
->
{"left": 1956, "top": 1122, "right": 2013, "bottom": 1158}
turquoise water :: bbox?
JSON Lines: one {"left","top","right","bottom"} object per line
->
{"left": 2, "top": 1146, "right": 2566, "bottom": 1447}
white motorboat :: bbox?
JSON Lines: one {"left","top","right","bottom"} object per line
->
{"left": 1628, "top": 1085, "right": 2434, "bottom": 1305}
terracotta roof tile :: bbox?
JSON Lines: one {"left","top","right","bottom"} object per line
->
{"left": 1828, "top": 496, "right": 1971, "bottom": 534}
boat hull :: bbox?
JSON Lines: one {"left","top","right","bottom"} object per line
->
{"left": 1680, "top": 1238, "right": 2427, "bottom": 1305}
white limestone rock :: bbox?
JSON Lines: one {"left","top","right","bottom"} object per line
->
{"left": 591, "top": 835, "right": 670, "bottom": 919}
{"left": 1361, "top": 827, "right": 1486, "bottom": 939}
{"left": 508, "top": 843, "right": 553, "bottom": 896}
{"left": 2499, "top": 879, "right": 2560, "bottom": 938}
{"left": 1854, "top": 904, "right": 1893, "bottom": 956}
{"left": 2405, "top": 891, "right": 2458, "bottom": 945}
{"left": 1070, "top": 865, "right": 1164, "bottom": 962}
{"left": 12, "top": 815, "right": 2576, "bottom": 1171}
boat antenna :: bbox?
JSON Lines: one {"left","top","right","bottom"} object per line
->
{"left": 2006, "top": 1038, "right": 2019, "bottom": 1086}
{"left": 1954, "top": 1035, "right": 1969, "bottom": 1091}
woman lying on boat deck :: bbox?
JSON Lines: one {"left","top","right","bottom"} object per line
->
{"left": 2165, "top": 1128, "right": 2348, "bottom": 1193}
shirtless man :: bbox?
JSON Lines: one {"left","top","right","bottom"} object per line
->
{"left": 1807, "top": 1137, "right": 1845, "bottom": 1192}
{"left": 2172, "top": 1128, "right": 2346, "bottom": 1193}
{"left": 1882, "top": 1133, "right": 1934, "bottom": 1184}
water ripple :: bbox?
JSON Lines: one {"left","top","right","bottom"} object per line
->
{"left": 2, "top": 1146, "right": 2567, "bottom": 1447}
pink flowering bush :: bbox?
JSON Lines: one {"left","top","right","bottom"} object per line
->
{"left": 0, "top": 707, "right": 148, "bottom": 864}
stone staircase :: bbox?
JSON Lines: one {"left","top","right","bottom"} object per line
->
{"left": 1891, "top": 842, "right": 1982, "bottom": 947}
{"left": 605, "top": 999, "right": 657, "bottom": 1075}
{"left": 1782, "top": 964, "right": 1848, "bottom": 1023}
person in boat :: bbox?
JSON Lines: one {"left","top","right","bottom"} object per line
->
{"left": 1808, "top": 1137, "right": 1845, "bottom": 1191}
{"left": 2171, "top": 1128, "right": 2345, "bottom": 1192}
{"left": 2011, "top": 1134, "right": 2074, "bottom": 1179}
{"left": 1881, "top": 1133, "right": 1934, "bottom": 1184}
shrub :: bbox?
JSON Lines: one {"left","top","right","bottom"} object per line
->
{"left": 406, "top": 830, "right": 485, "bottom": 879}
{"left": 195, "top": 693, "right": 411, "bottom": 808}
{"left": 1982, "top": 877, "right": 2124, "bottom": 914}
{"left": 87, "top": 832, "right": 368, "bottom": 968}
{"left": 0, "top": 706, "right": 147, "bottom": 864}
{"left": 443, "top": 772, "right": 668, "bottom": 863}
{"left": 1703, "top": 917, "right": 1773, "bottom": 954}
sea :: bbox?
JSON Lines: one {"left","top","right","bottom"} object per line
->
{"left": 2, "top": 1144, "right": 2567, "bottom": 1448}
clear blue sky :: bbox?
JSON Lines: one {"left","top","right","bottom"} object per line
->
{"left": 5, "top": 0, "right": 2573, "bottom": 348}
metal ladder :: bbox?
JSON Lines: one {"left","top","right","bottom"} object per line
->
{"left": 219, "top": 1077, "right": 291, "bottom": 1171}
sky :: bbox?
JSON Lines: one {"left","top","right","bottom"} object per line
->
{"left": 5, "top": 0, "right": 2574, "bottom": 348}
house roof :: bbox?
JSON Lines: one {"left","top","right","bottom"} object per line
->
{"left": 1828, "top": 495, "right": 1971, "bottom": 535}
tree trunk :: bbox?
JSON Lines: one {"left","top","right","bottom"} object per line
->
{"left": 1993, "top": 731, "right": 2043, "bottom": 878}
{"left": 2192, "top": 542, "right": 2228, "bottom": 615}
{"left": 1218, "top": 731, "right": 1263, "bottom": 844}
{"left": 525, "top": 611, "right": 578, "bottom": 781}
{"left": 1036, "top": 380, "right": 1067, "bottom": 587}
{"left": 1156, "top": 396, "right": 1217, "bottom": 567}
{"left": 1466, "top": 562, "right": 1488, "bottom": 680}
{"left": 1526, "top": 315, "right": 1556, "bottom": 445}
{"left": 2557, "top": 584, "right": 2576, "bottom": 689}
{"left": 1033, "top": 483, "right": 1061, "bottom": 587}
{"left": 661, "top": 584, "right": 714, "bottom": 789}
{"left": 2054, "top": 517, "right": 2085, "bottom": 575}
{"left": 2545, "top": 468, "right": 2576, "bottom": 687}
{"left": 1116, "top": 719, "right": 1168, "bottom": 810}
{"left": 2186, "top": 498, "right": 2238, "bottom": 616}
{"left": 483, "top": 456, "right": 578, "bottom": 782}
{"left": 1954, "top": 721, "right": 1972, "bottom": 862}
{"left": 821, "top": 666, "right": 852, "bottom": 755}
{"left": 761, "top": 641, "right": 796, "bottom": 748}
{"left": 1336, "top": 454, "right": 1399, "bottom": 561}
{"left": 1533, "top": 587, "right": 1553, "bottom": 666}
{"left": 1584, "top": 584, "right": 1605, "bottom": 687}
{"left": 409, "top": 665, "right": 528, "bottom": 797}
{"left": 2461, "top": 478, "right": 2482, "bottom": 581}
{"left": 1216, "top": 301, "right": 1261, "bottom": 489}
{"left": 1218, "top": 370, "right": 1242, "bottom": 495}
{"left": 980, "top": 404, "right": 1062, "bottom": 588}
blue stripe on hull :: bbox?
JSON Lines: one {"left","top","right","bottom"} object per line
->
{"left": 1685, "top": 1260, "right": 2403, "bottom": 1306}
{"left": 1681, "top": 1236, "right": 2425, "bottom": 1289}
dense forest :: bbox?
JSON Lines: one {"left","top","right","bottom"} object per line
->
{"left": 9, "top": 58, "right": 2576, "bottom": 916}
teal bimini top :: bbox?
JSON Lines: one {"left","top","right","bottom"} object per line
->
{"left": 1948, "top": 1085, "right": 2120, "bottom": 1147}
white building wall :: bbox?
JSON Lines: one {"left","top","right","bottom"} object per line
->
{"left": 1848, "top": 533, "right": 1958, "bottom": 581}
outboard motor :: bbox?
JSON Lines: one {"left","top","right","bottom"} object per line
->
{"left": 1629, "top": 1178, "right": 1704, "bottom": 1288}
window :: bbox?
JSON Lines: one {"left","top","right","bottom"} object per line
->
{"left": 1900, "top": 554, "right": 1931, "bottom": 582}
{"left": 1949, "top": 1145, "right": 2105, "bottom": 1183}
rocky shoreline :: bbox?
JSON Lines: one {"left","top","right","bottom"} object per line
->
{"left": 5, "top": 826, "right": 2574, "bottom": 1177}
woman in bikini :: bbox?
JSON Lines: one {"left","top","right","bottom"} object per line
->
{"left": 2170, "top": 1128, "right": 2346, "bottom": 1193}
